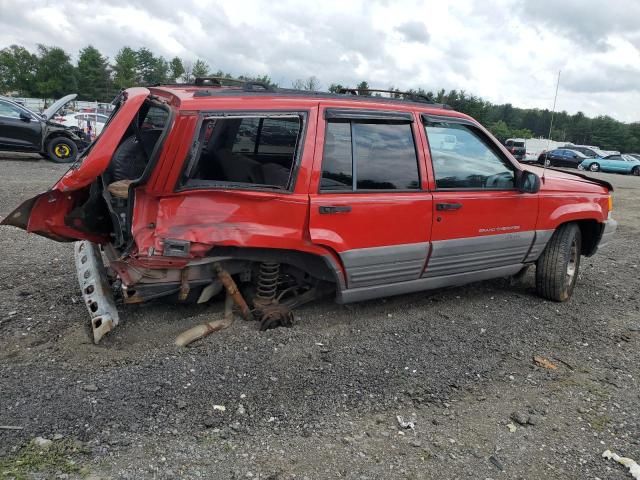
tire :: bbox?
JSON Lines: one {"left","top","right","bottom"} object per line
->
{"left": 47, "top": 136, "right": 78, "bottom": 163}
{"left": 535, "top": 223, "right": 581, "bottom": 302}
{"left": 632, "top": 166, "right": 640, "bottom": 176}
{"left": 589, "top": 162, "right": 600, "bottom": 172}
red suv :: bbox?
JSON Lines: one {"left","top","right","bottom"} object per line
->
{"left": 2, "top": 80, "right": 617, "bottom": 343}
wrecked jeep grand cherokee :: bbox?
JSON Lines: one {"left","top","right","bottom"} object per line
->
{"left": 1, "top": 79, "right": 617, "bottom": 344}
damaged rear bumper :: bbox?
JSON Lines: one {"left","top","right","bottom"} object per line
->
{"left": 74, "top": 241, "right": 120, "bottom": 343}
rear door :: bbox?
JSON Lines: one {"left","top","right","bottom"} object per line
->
{"left": 308, "top": 107, "right": 432, "bottom": 289}
{"left": 421, "top": 114, "right": 539, "bottom": 278}
{"left": 1, "top": 88, "right": 151, "bottom": 241}
{"left": 0, "top": 99, "right": 42, "bottom": 150}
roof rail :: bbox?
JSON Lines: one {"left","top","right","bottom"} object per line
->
{"left": 193, "top": 76, "right": 273, "bottom": 91}
{"left": 339, "top": 88, "right": 435, "bottom": 104}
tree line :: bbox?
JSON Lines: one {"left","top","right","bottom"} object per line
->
{"left": 1, "top": 44, "right": 638, "bottom": 153}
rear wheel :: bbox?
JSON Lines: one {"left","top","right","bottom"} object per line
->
{"left": 535, "top": 223, "right": 581, "bottom": 302}
{"left": 47, "top": 136, "right": 78, "bottom": 163}
{"left": 589, "top": 162, "right": 600, "bottom": 172}
{"left": 632, "top": 166, "right": 640, "bottom": 176}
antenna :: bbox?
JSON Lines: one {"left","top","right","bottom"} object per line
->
{"left": 542, "top": 70, "right": 561, "bottom": 180}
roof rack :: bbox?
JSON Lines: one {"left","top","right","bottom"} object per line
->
{"left": 153, "top": 79, "right": 451, "bottom": 109}
{"left": 192, "top": 76, "right": 273, "bottom": 91}
{"left": 339, "top": 88, "right": 436, "bottom": 104}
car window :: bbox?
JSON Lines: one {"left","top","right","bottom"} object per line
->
{"left": 0, "top": 101, "right": 24, "bottom": 119}
{"left": 320, "top": 120, "right": 420, "bottom": 191}
{"left": 183, "top": 114, "right": 303, "bottom": 190}
{"left": 425, "top": 121, "right": 515, "bottom": 190}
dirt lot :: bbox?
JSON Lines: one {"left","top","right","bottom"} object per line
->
{"left": 0, "top": 155, "right": 638, "bottom": 480}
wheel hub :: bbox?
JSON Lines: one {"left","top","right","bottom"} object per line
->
{"left": 55, "top": 144, "right": 71, "bottom": 158}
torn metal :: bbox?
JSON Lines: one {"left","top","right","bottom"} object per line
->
{"left": 75, "top": 241, "right": 120, "bottom": 343}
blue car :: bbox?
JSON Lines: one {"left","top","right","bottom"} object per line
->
{"left": 579, "top": 154, "right": 640, "bottom": 175}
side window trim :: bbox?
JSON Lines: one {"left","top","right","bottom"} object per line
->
{"left": 325, "top": 108, "right": 413, "bottom": 122}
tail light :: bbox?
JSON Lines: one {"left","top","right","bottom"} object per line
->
{"left": 608, "top": 195, "right": 613, "bottom": 212}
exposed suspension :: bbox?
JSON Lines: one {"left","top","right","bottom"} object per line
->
{"left": 254, "top": 262, "right": 280, "bottom": 307}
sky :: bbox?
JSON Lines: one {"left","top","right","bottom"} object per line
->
{"left": 1, "top": 0, "right": 639, "bottom": 122}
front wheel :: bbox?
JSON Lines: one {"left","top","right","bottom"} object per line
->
{"left": 535, "top": 223, "right": 581, "bottom": 302}
{"left": 47, "top": 137, "right": 78, "bottom": 163}
{"left": 589, "top": 162, "right": 600, "bottom": 172}
{"left": 632, "top": 166, "right": 640, "bottom": 176}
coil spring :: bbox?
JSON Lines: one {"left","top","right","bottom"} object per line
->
{"left": 256, "top": 262, "right": 280, "bottom": 303}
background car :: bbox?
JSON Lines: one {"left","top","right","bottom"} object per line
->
{"left": 0, "top": 94, "right": 87, "bottom": 163}
{"left": 579, "top": 154, "right": 640, "bottom": 175}
{"left": 505, "top": 138, "right": 526, "bottom": 161}
{"left": 537, "top": 148, "right": 588, "bottom": 168}
{"left": 54, "top": 112, "right": 109, "bottom": 136}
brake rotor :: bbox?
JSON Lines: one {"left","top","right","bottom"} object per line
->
{"left": 258, "top": 303, "right": 295, "bottom": 331}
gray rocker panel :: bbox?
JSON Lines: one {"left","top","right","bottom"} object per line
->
{"left": 524, "top": 229, "right": 554, "bottom": 262}
{"left": 337, "top": 264, "right": 523, "bottom": 304}
{"left": 340, "top": 242, "right": 429, "bottom": 288}
{"left": 423, "top": 231, "right": 535, "bottom": 278}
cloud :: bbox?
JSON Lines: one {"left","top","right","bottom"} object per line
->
{"left": 562, "top": 63, "right": 640, "bottom": 94}
{"left": 395, "top": 21, "right": 430, "bottom": 44}
{"left": 516, "top": 0, "right": 640, "bottom": 52}
{"left": 0, "top": 0, "right": 639, "bottom": 122}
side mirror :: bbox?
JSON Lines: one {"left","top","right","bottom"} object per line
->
{"left": 517, "top": 170, "right": 541, "bottom": 194}
{"left": 19, "top": 111, "right": 31, "bottom": 122}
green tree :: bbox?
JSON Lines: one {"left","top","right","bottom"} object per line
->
{"left": 136, "top": 47, "right": 156, "bottom": 84}
{"left": 488, "top": 120, "right": 511, "bottom": 142}
{"left": 169, "top": 56, "right": 185, "bottom": 82}
{"left": 0, "top": 45, "right": 38, "bottom": 95}
{"left": 113, "top": 46, "right": 138, "bottom": 89}
{"left": 328, "top": 83, "right": 345, "bottom": 93}
{"left": 356, "top": 81, "right": 370, "bottom": 95}
{"left": 77, "top": 45, "right": 112, "bottom": 101}
{"left": 34, "top": 45, "right": 76, "bottom": 100}
{"left": 191, "top": 59, "right": 209, "bottom": 78}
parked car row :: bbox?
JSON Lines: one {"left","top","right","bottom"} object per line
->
{"left": 534, "top": 148, "right": 640, "bottom": 176}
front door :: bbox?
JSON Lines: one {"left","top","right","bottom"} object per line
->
{"left": 421, "top": 115, "right": 539, "bottom": 278}
{"left": 0, "top": 100, "right": 42, "bottom": 150}
{"left": 308, "top": 107, "right": 433, "bottom": 290}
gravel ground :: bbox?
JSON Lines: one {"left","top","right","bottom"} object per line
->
{"left": 0, "top": 155, "right": 638, "bottom": 480}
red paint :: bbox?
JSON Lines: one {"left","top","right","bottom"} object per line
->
{"left": 4, "top": 85, "right": 611, "bottom": 273}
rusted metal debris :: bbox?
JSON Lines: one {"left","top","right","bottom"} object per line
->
{"left": 175, "top": 263, "right": 250, "bottom": 347}
{"left": 214, "top": 263, "right": 251, "bottom": 321}
{"left": 533, "top": 355, "right": 558, "bottom": 370}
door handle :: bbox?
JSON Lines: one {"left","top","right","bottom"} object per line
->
{"left": 319, "top": 205, "right": 352, "bottom": 214}
{"left": 436, "top": 202, "right": 462, "bottom": 211}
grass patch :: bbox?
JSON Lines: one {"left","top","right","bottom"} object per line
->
{"left": 0, "top": 439, "right": 88, "bottom": 480}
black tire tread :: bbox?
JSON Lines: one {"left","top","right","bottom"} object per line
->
{"left": 535, "top": 223, "right": 581, "bottom": 302}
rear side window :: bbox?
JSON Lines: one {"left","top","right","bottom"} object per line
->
{"left": 321, "top": 121, "right": 420, "bottom": 191}
{"left": 182, "top": 114, "right": 303, "bottom": 190}
{"left": 425, "top": 121, "right": 515, "bottom": 190}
